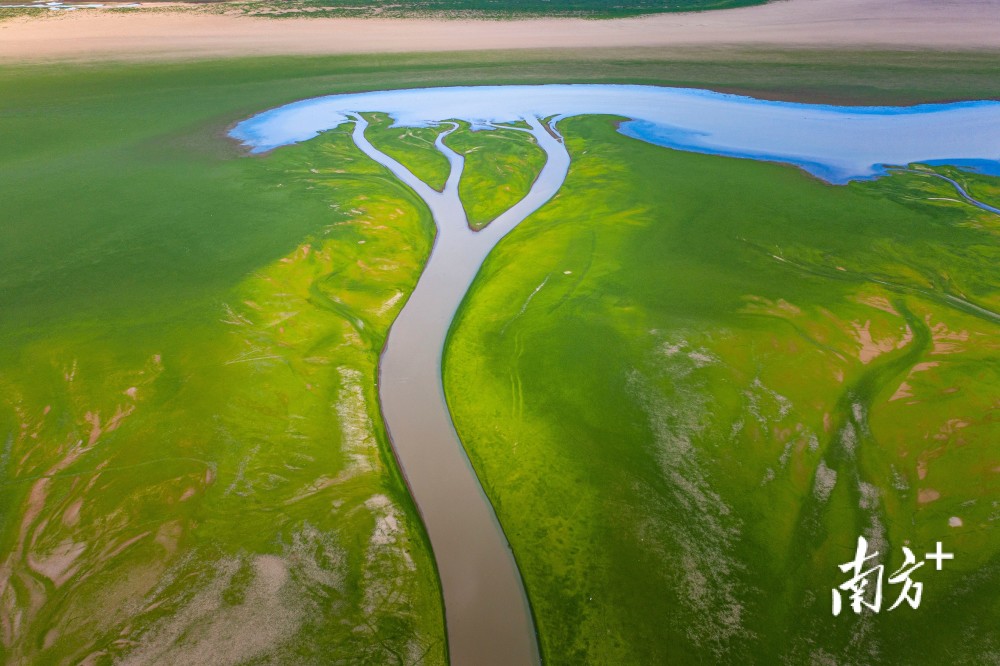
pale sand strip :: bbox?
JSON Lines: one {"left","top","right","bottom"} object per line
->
{"left": 1, "top": 0, "right": 999, "bottom": 62}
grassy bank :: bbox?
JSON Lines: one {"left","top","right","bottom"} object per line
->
{"left": 445, "top": 121, "right": 547, "bottom": 229}
{"left": 444, "top": 115, "right": 1000, "bottom": 663}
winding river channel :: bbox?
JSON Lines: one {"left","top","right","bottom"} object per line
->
{"left": 231, "top": 85, "right": 1000, "bottom": 665}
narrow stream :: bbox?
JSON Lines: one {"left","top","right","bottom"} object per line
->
{"left": 353, "top": 113, "right": 569, "bottom": 665}
{"left": 895, "top": 167, "right": 1000, "bottom": 215}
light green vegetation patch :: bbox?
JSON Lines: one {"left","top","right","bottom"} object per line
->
{"left": 0, "top": 65, "right": 444, "bottom": 664}
{"left": 445, "top": 122, "right": 547, "bottom": 229}
{"left": 444, "top": 115, "right": 1000, "bottom": 664}
{"left": 0, "top": 8, "right": 44, "bottom": 22}
{"left": 361, "top": 115, "right": 548, "bottom": 229}
{"left": 363, "top": 112, "right": 452, "bottom": 192}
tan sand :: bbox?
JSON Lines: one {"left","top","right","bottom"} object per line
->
{"left": 1, "top": 0, "right": 999, "bottom": 62}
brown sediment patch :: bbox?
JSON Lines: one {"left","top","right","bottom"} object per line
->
{"left": 61, "top": 499, "right": 83, "bottom": 527}
{"left": 17, "top": 477, "right": 52, "bottom": 551}
{"left": 852, "top": 319, "right": 898, "bottom": 364}
{"left": 27, "top": 539, "right": 86, "bottom": 588}
{"left": 857, "top": 295, "right": 899, "bottom": 316}
{"left": 97, "top": 531, "right": 151, "bottom": 563}
{"left": 17, "top": 569, "right": 47, "bottom": 626}
{"left": 3, "top": 0, "right": 1000, "bottom": 63}
{"left": 934, "top": 418, "right": 970, "bottom": 440}
{"left": 154, "top": 521, "right": 183, "bottom": 555}
{"left": 283, "top": 475, "right": 337, "bottom": 505}
{"left": 917, "top": 457, "right": 929, "bottom": 480}
{"left": 889, "top": 381, "right": 912, "bottom": 402}
{"left": 84, "top": 412, "right": 102, "bottom": 446}
{"left": 739, "top": 294, "right": 801, "bottom": 319}
{"left": 930, "top": 322, "right": 970, "bottom": 355}
{"left": 897, "top": 325, "right": 913, "bottom": 349}
{"left": 106, "top": 404, "right": 134, "bottom": 430}
{"left": 776, "top": 298, "right": 801, "bottom": 315}
{"left": 84, "top": 404, "right": 135, "bottom": 446}
{"left": 918, "top": 488, "right": 941, "bottom": 504}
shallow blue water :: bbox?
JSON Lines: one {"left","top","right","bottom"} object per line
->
{"left": 921, "top": 159, "right": 1000, "bottom": 178}
{"left": 231, "top": 84, "right": 1000, "bottom": 183}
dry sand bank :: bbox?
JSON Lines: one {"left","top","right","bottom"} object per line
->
{"left": 1, "top": 0, "right": 999, "bottom": 62}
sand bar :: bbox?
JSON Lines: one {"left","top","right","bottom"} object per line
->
{"left": 2, "top": 0, "right": 1000, "bottom": 62}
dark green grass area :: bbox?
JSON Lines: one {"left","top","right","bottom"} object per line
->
{"left": 212, "top": 0, "right": 767, "bottom": 20}
{"left": 445, "top": 122, "right": 547, "bottom": 229}
{"left": 444, "top": 115, "right": 1000, "bottom": 664}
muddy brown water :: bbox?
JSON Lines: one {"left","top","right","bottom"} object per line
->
{"left": 355, "top": 114, "right": 569, "bottom": 665}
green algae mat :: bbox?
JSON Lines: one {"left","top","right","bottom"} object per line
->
{"left": 1, "top": 52, "right": 999, "bottom": 664}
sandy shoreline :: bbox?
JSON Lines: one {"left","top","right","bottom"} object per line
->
{"left": 1, "top": 0, "right": 1000, "bottom": 62}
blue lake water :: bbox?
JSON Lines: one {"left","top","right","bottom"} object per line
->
{"left": 231, "top": 84, "right": 1000, "bottom": 183}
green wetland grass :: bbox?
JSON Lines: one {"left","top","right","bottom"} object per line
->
{"left": 444, "top": 116, "right": 1000, "bottom": 663}
{"left": 364, "top": 112, "right": 453, "bottom": 191}
{"left": 1, "top": 52, "right": 998, "bottom": 663}
{"left": 364, "top": 113, "right": 548, "bottom": 228}
{"left": 0, "top": 65, "right": 449, "bottom": 664}
{"left": 445, "top": 121, "right": 547, "bottom": 229}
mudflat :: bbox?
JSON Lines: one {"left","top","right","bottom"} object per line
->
{"left": 2, "top": 0, "right": 1000, "bottom": 62}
